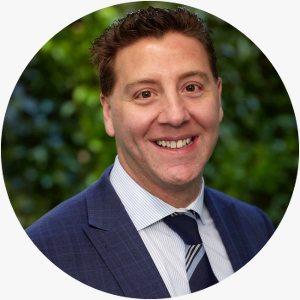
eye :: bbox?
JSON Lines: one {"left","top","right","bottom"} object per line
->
{"left": 137, "top": 91, "right": 153, "bottom": 98}
{"left": 185, "top": 84, "right": 199, "bottom": 92}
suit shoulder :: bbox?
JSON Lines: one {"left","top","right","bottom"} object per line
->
{"left": 25, "top": 189, "right": 88, "bottom": 240}
{"left": 204, "top": 186, "right": 275, "bottom": 236}
{"left": 25, "top": 167, "right": 113, "bottom": 246}
{"left": 205, "top": 186, "right": 263, "bottom": 212}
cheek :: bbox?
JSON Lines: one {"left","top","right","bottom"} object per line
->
{"left": 112, "top": 111, "right": 145, "bottom": 146}
{"left": 193, "top": 106, "right": 220, "bottom": 130}
{"left": 125, "top": 108, "right": 158, "bottom": 136}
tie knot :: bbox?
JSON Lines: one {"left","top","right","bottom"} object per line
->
{"left": 163, "top": 213, "right": 202, "bottom": 245}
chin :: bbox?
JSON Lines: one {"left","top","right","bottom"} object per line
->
{"left": 159, "top": 169, "right": 202, "bottom": 187}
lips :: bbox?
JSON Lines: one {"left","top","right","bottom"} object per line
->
{"left": 155, "top": 137, "right": 193, "bottom": 149}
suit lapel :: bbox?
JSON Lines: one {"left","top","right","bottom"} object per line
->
{"left": 204, "top": 187, "right": 254, "bottom": 272}
{"left": 83, "top": 166, "right": 170, "bottom": 298}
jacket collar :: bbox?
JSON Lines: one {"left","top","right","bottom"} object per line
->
{"left": 85, "top": 165, "right": 125, "bottom": 230}
{"left": 204, "top": 187, "right": 255, "bottom": 272}
{"left": 84, "top": 165, "right": 170, "bottom": 298}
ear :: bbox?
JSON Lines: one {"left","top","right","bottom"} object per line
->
{"left": 217, "top": 77, "right": 223, "bottom": 123}
{"left": 100, "top": 93, "right": 115, "bottom": 137}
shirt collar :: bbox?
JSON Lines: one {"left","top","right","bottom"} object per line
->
{"left": 163, "top": 182, "right": 205, "bottom": 225}
{"left": 109, "top": 156, "right": 206, "bottom": 231}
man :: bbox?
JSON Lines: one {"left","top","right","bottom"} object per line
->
{"left": 26, "top": 7, "right": 274, "bottom": 298}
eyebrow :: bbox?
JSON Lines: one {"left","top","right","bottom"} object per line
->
{"left": 124, "top": 70, "right": 211, "bottom": 93}
{"left": 178, "top": 70, "right": 210, "bottom": 83}
{"left": 124, "top": 79, "right": 158, "bottom": 93}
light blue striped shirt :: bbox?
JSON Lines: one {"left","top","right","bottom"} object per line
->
{"left": 110, "top": 156, "right": 234, "bottom": 297}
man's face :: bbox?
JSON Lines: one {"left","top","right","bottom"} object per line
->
{"left": 101, "top": 32, "right": 223, "bottom": 198}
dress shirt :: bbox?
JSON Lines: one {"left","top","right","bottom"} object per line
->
{"left": 109, "top": 156, "right": 234, "bottom": 297}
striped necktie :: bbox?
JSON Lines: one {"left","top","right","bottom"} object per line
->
{"left": 163, "top": 212, "right": 218, "bottom": 292}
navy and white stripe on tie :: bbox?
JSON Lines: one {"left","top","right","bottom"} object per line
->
{"left": 163, "top": 213, "right": 218, "bottom": 292}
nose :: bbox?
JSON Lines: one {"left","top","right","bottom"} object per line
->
{"left": 157, "top": 93, "right": 191, "bottom": 127}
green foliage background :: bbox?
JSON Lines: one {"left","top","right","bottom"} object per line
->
{"left": 2, "top": 2, "right": 298, "bottom": 229}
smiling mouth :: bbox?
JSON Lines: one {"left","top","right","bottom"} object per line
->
{"left": 155, "top": 137, "right": 194, "bottom": 149}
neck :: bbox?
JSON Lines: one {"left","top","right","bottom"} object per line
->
{"left": 147, "top": 180, "right": 202, "bottom": 208}
{"left": 116, "top": 156, "right": 203, "bottom": 208}
{"left": 130, "top": 168, "right": 202, "bottom": 208}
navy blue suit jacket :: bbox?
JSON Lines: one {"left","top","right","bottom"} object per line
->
{"left": 26, "top": 165, "right": 274, "bottom": 298}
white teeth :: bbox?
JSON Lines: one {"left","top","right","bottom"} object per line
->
{"left": 177, "top": 140, "right": 183, "bottom": 148}
{"left": 156, "top": 137, "right": 193, "bottom": 149}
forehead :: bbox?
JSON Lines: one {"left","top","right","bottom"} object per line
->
{"left": 112, "top": 33, "right": 213, "bottom": 89}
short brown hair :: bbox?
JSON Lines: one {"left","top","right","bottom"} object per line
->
{"left": 90, "top": 6, "right": 218, "bottom": 96}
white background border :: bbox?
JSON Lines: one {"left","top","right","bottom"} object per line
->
{"left": 1, "top": 1, "right": 299, "bottom": 299}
